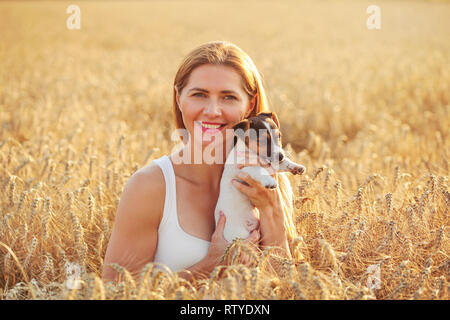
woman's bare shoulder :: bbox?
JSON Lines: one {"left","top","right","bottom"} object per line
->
{"left": 103, "top": 162, "right": 165, "bottom": 281}
{"left": 117, "top": 162, "right": 165, "bottom": 226}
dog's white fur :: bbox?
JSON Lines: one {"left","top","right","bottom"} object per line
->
{"left": 214, "top": 139, "right": 274, "bottom": 242}
{"left": 214, "top": 115, "right": 305, "bottom": 242}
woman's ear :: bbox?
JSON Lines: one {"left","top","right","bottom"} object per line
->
{"left": 174, "top": 86, "right": 181, "bottom": 110}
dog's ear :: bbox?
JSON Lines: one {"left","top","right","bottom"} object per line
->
{"left": 233, "top": 119, "right": 249, "bottom": 147}
{"left": 257, "top": 112, "right": 280, "bottom": 128}
{"left": 233, "top": 119, "right": 249, "bottom": 132}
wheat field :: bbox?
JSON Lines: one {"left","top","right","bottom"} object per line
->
{"left": 0, "top": 0, "right": 449, "bottom": 300}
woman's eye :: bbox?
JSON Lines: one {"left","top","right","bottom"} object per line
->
{"left": 224, "top": 95, "right": 237, "bottom": 100}
{"left": 192, "top": 92, "right": 205, "bottom": 97}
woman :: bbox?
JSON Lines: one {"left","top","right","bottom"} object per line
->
{"left": 102, "top": 41, "right": 297, "bottom": 283}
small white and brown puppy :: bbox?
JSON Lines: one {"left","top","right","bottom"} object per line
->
{"left": 214, "top": 112, "right": 306, "bottom": 242}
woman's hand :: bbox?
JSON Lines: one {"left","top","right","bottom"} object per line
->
{"left": 181, "top": 211, "right": 260, "bottom": 282}
{"left": 231, "top": 158, "right": 289, "bottom": 250}
{"left": 232, "top": 165, "right": 280, "bottom": 218}
{"left": 205, "top": 211, "right": 230, "bottom": 266}
{"left": 206, "top": 211, "right": 260, "bottom": 266}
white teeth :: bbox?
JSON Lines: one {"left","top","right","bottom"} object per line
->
{"left": 201, "top": 123, "right": 223, "bottom": 129}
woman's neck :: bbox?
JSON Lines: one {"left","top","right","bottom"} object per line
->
{"left": 170, "top": 143, "right": 228, "bottom": 188}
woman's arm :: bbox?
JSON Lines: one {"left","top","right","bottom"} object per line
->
{"left": 102, "top": 165, "right": 165, "bottom": 283}
{"left": 177, "top": 256, "right": 217, "bottom": 282}
{"left": 176, "top": 212, "right": 260, "bottom": 283}
{"left": 257, "top": 203, "right": 292, "bottom": 259}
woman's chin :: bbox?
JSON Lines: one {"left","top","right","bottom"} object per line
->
{"left": 200, "top": 135, "right": 225, "bottom": 147}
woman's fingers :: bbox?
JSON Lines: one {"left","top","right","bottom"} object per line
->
{"left": 234, "top": 171, "right": 265, "bottom": 193}
{"left": 208, "top": 211, "right": 231, "bottom": 266}
{"left": 217, "top": 211, "right": 226, "bottom": 226}
{"left": 235, "top": 172, "right": 257, "bottom": 187}
{"left": 213, "top": 211, "right": 228, "bottom": 242}
{"left": 232, "top": 178, "right": 257, "bottom": 198}
{"left": 237, "top": 163, "right": 262, "bottom": 170}
{"left": 237, "top": 159, "right": 276, "bottom": 176}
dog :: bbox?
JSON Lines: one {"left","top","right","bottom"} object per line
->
{"left": 214, "top": 112, "right": 306, "bottom": 242}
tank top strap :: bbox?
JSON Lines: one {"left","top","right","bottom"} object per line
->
{"left": 152, "top": 155, "right": 177, "bottom": 229}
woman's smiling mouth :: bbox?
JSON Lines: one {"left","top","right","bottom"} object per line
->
{"left": 196, "top": 121, "right": 227, "bottom": 133}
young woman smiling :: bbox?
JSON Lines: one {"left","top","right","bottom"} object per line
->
{"left": 102, "top": 41, "right": 297, "bottom": 283}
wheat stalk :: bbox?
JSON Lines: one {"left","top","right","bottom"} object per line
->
{"left": 23, "top": 236, "right": 37, "bottom": 270}
{"left": 92, "top": 276, "right": 106, "bottom": 300}
{"left": 42, "top": 196, "right": 52, "bottom": 240}
{"left": 385, "top": 192, "right": 392, "bottom": 215}
{"left": 8, "top": 175, "right": 16, "bottom": 207}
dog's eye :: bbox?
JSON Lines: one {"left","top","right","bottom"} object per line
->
{"left": 278, "top": 153, "right": 284, "bottom": 162}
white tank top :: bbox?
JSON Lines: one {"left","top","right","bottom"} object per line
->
{"left": 152, "top": 155, "right": 211, "bottom": 273}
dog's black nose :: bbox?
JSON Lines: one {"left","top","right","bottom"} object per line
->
{"left": 292, "top": 166, "right": 305, "bottom": 175}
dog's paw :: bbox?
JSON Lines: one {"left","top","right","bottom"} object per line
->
{"left": 260, "top": 175, "right": 277, "bottom": 189}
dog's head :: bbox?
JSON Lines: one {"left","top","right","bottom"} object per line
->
{"left": 232, "top": 112, "right": 305, "bottom": 174}
{"left": 233, "top": 112, "right": 282, "bottom": 161}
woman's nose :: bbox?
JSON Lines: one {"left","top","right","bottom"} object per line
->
{"left": 203, "top": 99, "right": 222, "bottom": 116}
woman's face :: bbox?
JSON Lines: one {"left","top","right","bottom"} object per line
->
{"left": 175, "top": 64, "right": 255, "bottom": 149}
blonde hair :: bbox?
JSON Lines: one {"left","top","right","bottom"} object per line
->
{"left": 172, "top": 40, "right": 298, "bottom": 243}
